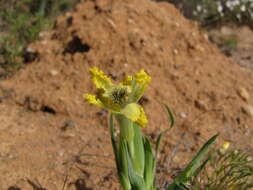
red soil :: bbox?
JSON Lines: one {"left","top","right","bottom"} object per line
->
{"left": 0, "top": 0, "right": 253, "bottom": 189}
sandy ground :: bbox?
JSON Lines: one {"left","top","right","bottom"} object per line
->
{"left": 0, "top": 0, "right": 253, "bottom": 189}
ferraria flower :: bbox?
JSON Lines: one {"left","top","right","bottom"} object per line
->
{"left": 84, "top": 67, "right": 151, "bottom": 127}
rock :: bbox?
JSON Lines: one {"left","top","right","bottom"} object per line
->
{"left": 26, "top": 47, "right": 35, "bottom": 53}
{"left": 242, "top": 104, "right": 253, "bottom": 117}
{"left": 174, "top": 22, "right": 180, "bottom": 27}
{"left": 237, "top": 87, "right": 250, "bottom": 101}
{"left": 50, "top": 70, "right": 59, "bottom": 76}
{"left": 58, "top": 151, "right": 64, "bottom": 157}
{"left": 173, "top": 49, "right": 178, "bottom": 55}
{"left": 61, "top": 120, "right": 76, "bottom": 131}
{"left": 196, "top": 45, "right": 205, "bottom": 52}
{"left": 204, "top": 33, "right": 209, "bottom": 41}
{"left": 180, "top": 112, "right": 187, "bottom": 118}
{"left": 194, "top": 100, "right": 208, "bottom": 111}
{"left": 106, "top": 19, "right": 117, "bottom": 30}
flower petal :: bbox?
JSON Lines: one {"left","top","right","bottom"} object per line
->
{"left": 84, "top": 94, "right": 105, "bottom": 109}
{"left": 135, "top": 106, "right": 148, "bottom": 127}
{"left": 129, "top": 69, "right": 151, "bottom": 102}
{"left": 134, "top": 69, "right": 151, "bottom": 84}
{"left": 121, "top": 75, "right": 133, "bottom": 86}
{"left": 121, "top": 103, "right": 140, "bottom": 122}
{"left": 90, "top": 67, "right": 112, "bottom": 90}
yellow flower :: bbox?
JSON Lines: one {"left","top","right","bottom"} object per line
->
{"left": 85, "top": 94, "right": 103, "bottom": 107}
{"left": 121, "top": 76, "right": 133, "bottom": 86}
{"left": 124, "top": 69, "right": 151, "bottom": 103}
{"left": 134, "top": 69, "right": 151, "bottom": 84}
{"left": 219, "top": 141, "right": 230, "bottom": 154}
{"left": 84, "top": 93, "right": 121, "bottom": 112}
{"left": 90, "top": 67, "right": 112, "bottom": 90}
{"left": 84, "top": 67, "right": 151, "bottom": 127}
{"left": 222, "top": 141, "right": 230, "bottom": 150}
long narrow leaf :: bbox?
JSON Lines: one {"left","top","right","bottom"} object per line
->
{"left": 125, "top": 141, "right": 147, "bottom": 190}
{"left": 132, "top": 123, "right": 145, "bottom": 177}
{"left": 155, "top": 104, "right": 175, "bottom": 154}
{"left": 180, "top": 134, "right": 218, "bottom": 180}
{"left": 167, "top": 134, "right": 218, "bottom": 189}
{"left": 109, "top": 113, "right": 120, "bottom": 172}
{"left": 143, "top": 137, "right": 155, "bottom": 190}
{"left": 192, "top": 155, "right": 212, "bottom": 178}
{"left": 164, "top": 104, "right": 175, "bottom": 128}
{"left": 119, "top": 139, "right": 131, "bottom": 190}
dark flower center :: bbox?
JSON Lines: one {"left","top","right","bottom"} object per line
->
{"left": 111, "top": 87, "right": 128, "bottom": 105}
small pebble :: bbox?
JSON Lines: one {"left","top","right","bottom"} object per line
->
{"left": 62, "top": 120, "right": 76, "bottom": 131}
{"left": 242, "top": 104, "right": 253, "bottom": 117}
{"left": 180, "top": 112, "right": 187, "bottom": 118}
{"left": 41, "top": 40, "right": 48, "bottom": 45}
{"left": 173, "top": 49, "right": 178, "bottom": 55}
{"left": 174, "top": 22, "right": 180, "bottom": 27}
{"left": 204, "top": 33, "right": 209, "bottom": 40}
{"left": 58, "top": 151, "right": 64, "bottom": 157}
{"left": 50, "top": 70, "right": 59, "bottom": 76}
{"left": 194, "top": 100, "right": 208, "bottom": 111}
{"left": 26, "top": 47, "right": 35, "bottom": 53}
{"left": 39, "top": 32, "right": 45, "bottom": 38}
{"left": 237, "top": 87, "right": 250, "bottom": 101}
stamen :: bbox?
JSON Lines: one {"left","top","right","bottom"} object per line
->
{"left": 111, "top": 87, "right": 128, "bottom": 105}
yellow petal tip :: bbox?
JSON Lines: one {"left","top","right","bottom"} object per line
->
{"left": 136, "top": 106, "right": 148, "bottom": 127}
{"left": 135, "top": 69, "right": 151, "bottom": 84}
{"left": 89, "top": 67, "right": 112, "bottom": 90}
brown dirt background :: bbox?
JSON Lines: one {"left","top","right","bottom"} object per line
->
{"left": 0, "top": 0, "right": 253, "bottom": 189}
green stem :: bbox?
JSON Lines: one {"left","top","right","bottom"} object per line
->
{"left": 116, "top": 114, "right": 135, "bottom": 143}
{"left": 116, "top": 114, "right": 135, "bottom": 159}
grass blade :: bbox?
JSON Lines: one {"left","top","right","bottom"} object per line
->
{"left": 167, "top": 134, "right": 218, "bottom": 189}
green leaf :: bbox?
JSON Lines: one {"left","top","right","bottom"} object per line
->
{"left": 180, "top": 134, "right": 218, "bottom": 180}
{"left": 119, "top": 139, "right": 131, "bottom": 190}
{"left": 109, "top": 114, "right": 119, "bottom": 172}
{"left": 125, "top": 141, "right": 147, "bottom": 190}
{"left": 119, "top": 173, "right": 131, "bottom": 190}
{"left": 143, "top": 137, "right": 155, "bottom": 190}
{"left": 166, "top": 134, "right": 218, "bottom": 189}
{"left": 155, "top": 105, "right": 175, "bottom": 157}
{"left": 132, "top": 123, "right": 145, "bottom": 177}
{"left": 166, "top": 183, "right": 189, "bottom": 190}
{"left": 192, "top": 155, "right": 211, "bottom": 178}
{"left": 155, "top": 133, "right": 164, "bottom": 157}
{"left": 164, "top": 104, "right": 175, "bottom": 128}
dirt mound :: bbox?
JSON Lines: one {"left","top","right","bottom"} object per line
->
{"left": 1, "top": 0, "right": 253, "bottom": 189}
